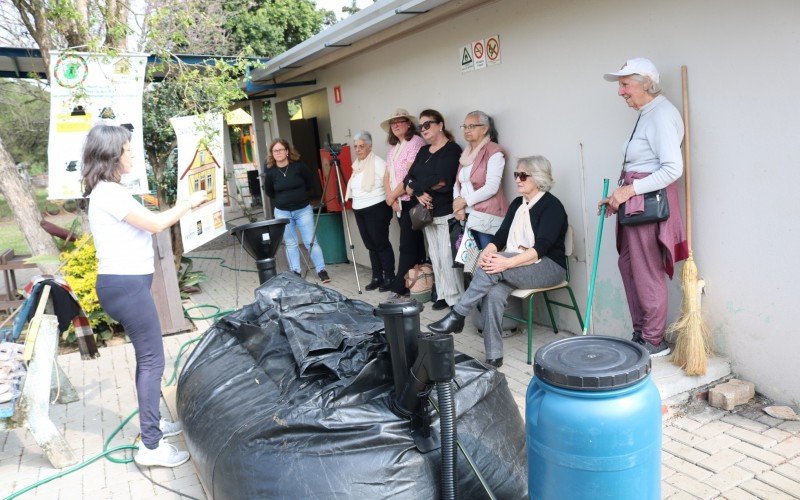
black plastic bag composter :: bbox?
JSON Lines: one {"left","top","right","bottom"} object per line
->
{"left": 177, "top": 273, "right": 527, "bottom": 499}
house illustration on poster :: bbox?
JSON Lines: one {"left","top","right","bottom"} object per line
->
{"left": 179, "top": 143, "right": 219, "bottom": 208}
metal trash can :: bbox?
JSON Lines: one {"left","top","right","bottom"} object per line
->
{"left": 526, "top": 336, "right": 661, "bottom": 500}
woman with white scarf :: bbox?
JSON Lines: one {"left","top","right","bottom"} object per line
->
{"left": 428, "top": 156, "right": 568, "bottom": 368}
{"left": 346, "top": 131, "right": 395, "bottom": 291}
{"left": 453, "top": 110, "right": 507, "bottom": 253}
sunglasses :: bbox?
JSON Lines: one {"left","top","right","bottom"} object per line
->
{"left": 513, "top": 171, "right": 531, "bottom": 181}
{"left": 419, "top": 120, "right": 440, "bottom": 131}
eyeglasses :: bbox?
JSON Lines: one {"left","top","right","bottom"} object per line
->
{"left": 460, "top": 123, "right": 486, "bottom": 131}
{"left": 390, "top": 119, "right": 408, "bottom": 126}
{"left": 353, "top": 143, "right": 370, "bottom": 150}
{"left": 513, "top": 171, "right": 531, "bottom": 181}
{"left": 419, "top": 120, "right": 440, "bottom": 131}
{"left": 272, "top": 148, "right": 288, "bottom": 154}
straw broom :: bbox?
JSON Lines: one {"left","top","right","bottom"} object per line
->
{"left": 668, "top": 66, "right": 712, "bottom": 375}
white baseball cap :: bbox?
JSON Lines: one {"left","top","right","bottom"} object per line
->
{"left": 603, "top": 58, "right": 660, "bottom": 84}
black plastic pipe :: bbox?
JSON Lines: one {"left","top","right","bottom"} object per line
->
{"left": 437, "top": 381, "right": 457, "bottom": 500}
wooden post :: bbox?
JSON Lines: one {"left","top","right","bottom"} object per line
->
{"left": 151, "top": 232, "right": 189, "bottom": 335}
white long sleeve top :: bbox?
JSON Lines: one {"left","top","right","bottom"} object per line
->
{"left": 624, "top": 95, "right": 684, "bottom": 194}
{"left": 452, "top": 151, "right": 505, "bottom": 212}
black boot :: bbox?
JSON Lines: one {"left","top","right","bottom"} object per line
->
{"left": 365, "top": 277, "right": 382, "bottom": 291}
{"left": 431, "top": 299, "right": 449, "bottom": 311}
{"left": 379, "top": 274, "right": 395, "bottom": 293}
{"left": 428, "top": 310, "right": 465, "bottom": 334}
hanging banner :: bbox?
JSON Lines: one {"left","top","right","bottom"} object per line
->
{"left": 48, "top": 51, "right": 149, "bottom": 199}
{"left": 170, "top": 114, "right": 227, "bottom": 253}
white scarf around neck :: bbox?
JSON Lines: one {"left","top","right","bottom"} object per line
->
{"left": 346, "top": 151, "right": 377, "bottom": 200}
{"left": 459, "top": 136, "right": 490, "bottom": 166}
{"left": 505, "top": 191, "right": 545, "bottom": 254}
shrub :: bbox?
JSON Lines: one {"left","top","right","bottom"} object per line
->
{"left": 60, "top": 234, "right": 119, "bottom": 339}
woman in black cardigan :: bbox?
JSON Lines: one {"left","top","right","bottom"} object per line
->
{"left": 428, "top": 155, "right": 568, "bottom": 367}
{"left": 403, "top": 109, "right": 464, "bottom": 310}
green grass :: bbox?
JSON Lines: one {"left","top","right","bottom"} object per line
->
{"left": 0, "top": 188, "right": 50, "bottom": 219}
{"left": 0, "top": 188, "right": 70, "bottom": 254}
{"left": 0, "top": 222, "right": 29, "bottom": 254}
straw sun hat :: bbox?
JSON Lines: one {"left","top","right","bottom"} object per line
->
{"left": 380, "top": 108, "right": 418, "bottom": 133}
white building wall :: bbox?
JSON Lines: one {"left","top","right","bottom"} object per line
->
{"left": 274, "top": 0, "right": 800, "bottom": 403}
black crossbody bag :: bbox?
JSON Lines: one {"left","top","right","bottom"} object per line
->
{"left": 618, "top": 114, "right": 670, "bottom": 226}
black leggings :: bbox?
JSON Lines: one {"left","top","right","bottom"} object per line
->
{"left": 96, "top": 274, "right": 164, "bottom": 449}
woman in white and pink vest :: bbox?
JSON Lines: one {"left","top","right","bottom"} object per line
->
{"left": 453, "top": 110, "right": 508, "bottom": 258}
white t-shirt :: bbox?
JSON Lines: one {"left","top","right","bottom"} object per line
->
{"left": 89, "top": 181, "right": 155, "bottom": 275}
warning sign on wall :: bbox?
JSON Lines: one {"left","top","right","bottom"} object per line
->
{"left": 472, "top": 39, "right": 486, "bottom": 70}
{"left": 460, "top": 45, "right": 474, "bottom": 73}
{"left": 460, "top": 35, "right": 500, "bottom": 74}
{"left": 487, "top": 35, "right": 501, "bottom": 66}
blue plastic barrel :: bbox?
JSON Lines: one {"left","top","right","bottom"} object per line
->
{"left": 526, "top": 336, "right": 661, "bottom": 500}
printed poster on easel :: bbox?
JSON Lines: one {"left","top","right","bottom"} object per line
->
{"left": 170, "top": 114, "right": 227, "bottom": 253}
{"left": 48, "top": 51, "right": 148, "bottom": 200}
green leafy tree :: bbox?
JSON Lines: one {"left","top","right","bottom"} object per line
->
{"left": 0, "top": 80, "right": 49, "bottom": 173}
{"left": 222, "top": 0, "right": 336, "bottom": 56}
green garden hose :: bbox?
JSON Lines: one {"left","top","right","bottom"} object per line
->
{"left": 4, "top": 333, "right": 204, "bottom": 500}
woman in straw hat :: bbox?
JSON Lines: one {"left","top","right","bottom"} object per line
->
{"left": 599, "top": 57, "right": 688, "bottom": 357}
{"left": 381, "top": 109, "right": 427, "bottom": 297}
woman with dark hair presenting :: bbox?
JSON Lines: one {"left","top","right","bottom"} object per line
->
{"left": 84, "top": 124, "right": 204, "bottom": 467}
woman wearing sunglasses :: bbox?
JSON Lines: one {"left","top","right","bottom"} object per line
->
{"left": 428, "top": 156, "right": 568, "bottom": 368}
{"left": 403, "top": 109, "right": 464, "bottom": 310}
{"left": 453, "top": 110, "right": 508, "bottom": 255}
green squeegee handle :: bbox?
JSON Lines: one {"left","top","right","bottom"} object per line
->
{"left": 583, "top": 178, "right": 610, "bottom": 335}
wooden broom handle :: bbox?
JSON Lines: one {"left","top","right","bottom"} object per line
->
{"left": 681, "top": 65, "right": 692, "bottom": 253}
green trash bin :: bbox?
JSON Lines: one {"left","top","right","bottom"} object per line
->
{"left": 315, "top": 212, "right": 348, "bottom": 264}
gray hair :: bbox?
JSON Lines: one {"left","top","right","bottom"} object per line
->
{"left": 353, "top": 130, "right": 373, "bottom": 145}
{"left": 517, "top": 155, "right": 554, "bottom": 192}
{"left": 629, "top": 74, "right": 662, "bottom": 96}
{"left": 81, "top": 124, "right": 132, "bottom": 196}
{"left": 465, "top": 109, "right": 499, "bottom": 142}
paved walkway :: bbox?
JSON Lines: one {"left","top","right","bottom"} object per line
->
{"left": 1, "top": 246, "right": 798, "bottom": 499}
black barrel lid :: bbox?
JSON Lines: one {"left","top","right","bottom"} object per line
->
{"left": 534, "top": 336, "right": 651, "bottom": 391}
{"left": 374, "top": 298, "right": 424, "bottom": 317}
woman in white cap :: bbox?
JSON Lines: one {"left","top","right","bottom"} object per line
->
{"left": 381, "top": 109, "right": 427, "bottom": 297}
{"left": 599, "top": 57, "right": 688, "bottom": 357}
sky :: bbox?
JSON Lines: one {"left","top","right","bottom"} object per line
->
{"left": 317, "top": 0, "right": 377, "bottom": 19}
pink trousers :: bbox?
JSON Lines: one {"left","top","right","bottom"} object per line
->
{"left": 618, "top": 222, "right": 667, "bottom": 345}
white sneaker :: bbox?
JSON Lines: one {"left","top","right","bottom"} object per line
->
{"left": 135, "top": 439, "right": 190, "bottom": 467}
{"left": 159, "top": 418, "right": 183, "bottom": 437}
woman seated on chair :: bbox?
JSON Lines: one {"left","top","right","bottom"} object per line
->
{"left": 427, "top": 155, "right": 568, "bottom": 368}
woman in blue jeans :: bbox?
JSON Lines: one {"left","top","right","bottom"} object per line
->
{"left": 263, "top": 138, "right": 330, "bottom": 283}
{"left": 83, "top": 124, "right": 206, "bottom": 467}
